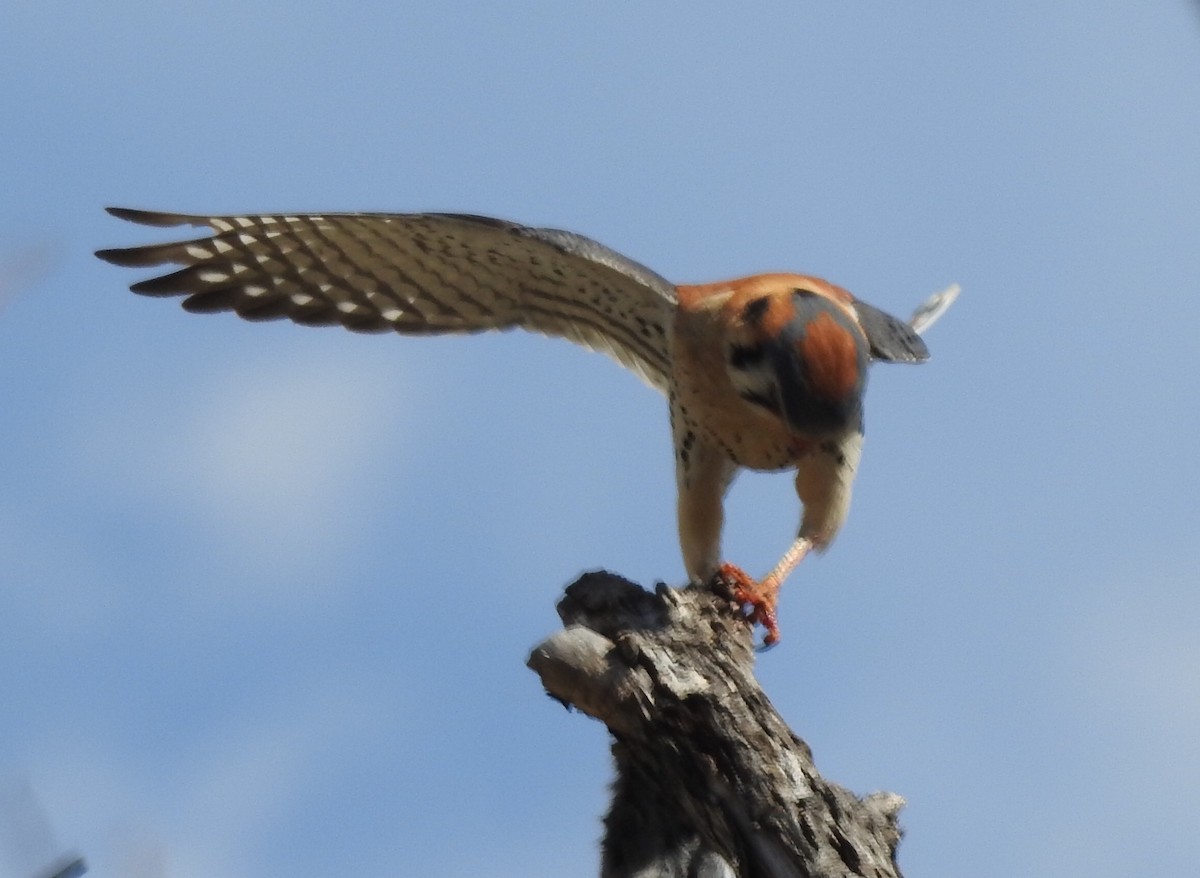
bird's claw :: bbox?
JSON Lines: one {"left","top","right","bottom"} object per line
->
{"left": 714, "top": 562, "right": 781, "bottom": 647}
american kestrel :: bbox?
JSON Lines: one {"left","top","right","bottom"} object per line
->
{"left": 97, "top": 208, "right": 956, "bottom": 644}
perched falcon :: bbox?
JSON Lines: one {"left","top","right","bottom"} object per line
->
{"left": 97, "top": 208, "right": 956, "bottom": 644}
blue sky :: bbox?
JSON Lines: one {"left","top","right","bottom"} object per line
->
{"left": 2, "top": 3, "right": 1199, "bottom": 876}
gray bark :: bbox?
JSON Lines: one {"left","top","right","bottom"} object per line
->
{"left": 527, "top": 572, "right": 906, "bottom": 878}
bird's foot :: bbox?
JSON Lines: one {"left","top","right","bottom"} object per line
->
{"left": 714, "top": 563, "right": 781, "bottom": 647}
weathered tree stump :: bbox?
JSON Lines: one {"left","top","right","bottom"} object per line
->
{"left": 527, "top": 571, "right": 906, "bottom": 878}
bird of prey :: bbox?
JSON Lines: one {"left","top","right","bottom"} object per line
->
{"left": 97, "top": 208, "right": 956, "bottom": 644}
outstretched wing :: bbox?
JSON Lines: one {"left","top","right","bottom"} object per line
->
{"left": 97, "top": 208, "right": 677, "bottom": 390}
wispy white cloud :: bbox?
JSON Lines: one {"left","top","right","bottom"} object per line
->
{"left": 164, "top": 356, "right": 402, "bottom": 572}
{"left": 75, "top": 345, "right": 412, "bottom": 604}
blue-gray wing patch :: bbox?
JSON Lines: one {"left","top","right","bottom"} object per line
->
{"left": 854, "top": 301, "right": 930, "bottom": 363}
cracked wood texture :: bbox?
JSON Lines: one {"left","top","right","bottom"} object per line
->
{"left": 527, "top": 572, "right": 906, "bottom": 878}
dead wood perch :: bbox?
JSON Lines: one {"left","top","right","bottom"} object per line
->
{"left": 527, "top": 571, "right": 906, "bottom": 878}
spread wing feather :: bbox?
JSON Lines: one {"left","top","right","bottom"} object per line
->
{"left": 97, "top": 208, "right": 677, "bottom": 390}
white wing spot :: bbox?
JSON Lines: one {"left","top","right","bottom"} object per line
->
{"left": 186, "top": 245, "right": 212, "bottom": 260}
{"left": 234, "top": 217, "right": 257, "bottom": 228}
{"left": 238, "top": 233, "right": 259, "bottom": 246}
{"left": 291, "top": 293, "right": 316, "bottom": 306}
{"left": 381, "top": 308, "right": 403, "bottom": 322}
{"left": 336, "top": 301, "right": 361, "bottom": 314}
{"left": 213, "top": 239, "right": 234, "bottom": 254}
{"left": 199, "top": 269, "right": 230, "bottom": 283}
{"left": 243, "top": 284, "right": 269, "bottom": 298}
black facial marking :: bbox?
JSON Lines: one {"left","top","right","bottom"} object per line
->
{"left": 738, "top": 388, "right": 781, "bottom": 416}
{"left": 728, "top": 343, "right": 766, "bottom": 370}
{"left": 793, "top": 288, "right": 818, "bottom": 299}
{"left": 741, "top": 296, "right": 771, "bottom": 324}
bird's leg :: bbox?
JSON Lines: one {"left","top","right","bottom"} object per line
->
{"left": 716, "top": 536, "right": 812, "bottom": 646}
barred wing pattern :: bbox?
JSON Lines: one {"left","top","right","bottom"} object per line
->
{"left": 97, "top": 208, "right": 678, "bottom": 390}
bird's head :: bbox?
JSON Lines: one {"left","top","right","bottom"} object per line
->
{"left": 722, "top": 281, "right": 869, "bottom": 437}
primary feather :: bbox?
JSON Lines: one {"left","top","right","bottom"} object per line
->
{"left": 97, "top": 208, "right": 678, "bottom": 390}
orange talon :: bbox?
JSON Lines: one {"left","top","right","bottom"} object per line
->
{"left": 715, "top": 562, "right": 782, "bottom": 646}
